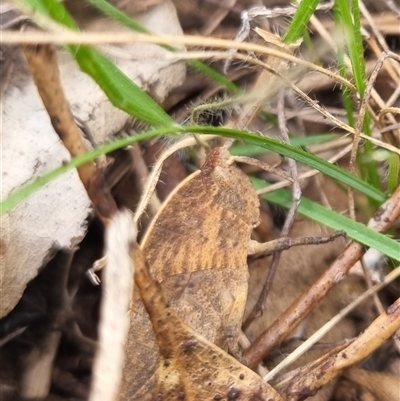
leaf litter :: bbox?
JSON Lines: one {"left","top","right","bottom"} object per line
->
{"left": 1, "top": 0, "right": 400, "bottom": 401}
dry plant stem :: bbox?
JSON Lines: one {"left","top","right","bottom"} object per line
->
{"left": 281, "top": 296, "right": 400, "bottom": 401}
{"left": 22, "top": 41, "right": 134, "bottom": 401}
{"left": 20, "top": 251, "right": 73, "bottom": 399}
{"left": 2, "top": 30, "right": 357, "bottom": 92}
{"left": 244, "top": 92, "right": 301, "bottom": 329}
{"left": 244, "top": 184, "right": 400, "bottom": 368}
{"left": 22, "top": 45, "right": 95, "bottom": 191}
{"left": 365, "top": 35, "right": 400, "bottom": 86}
{"left": 348, "top": 51, "right": 389, "bottom": 220}
{"left": 360, "top": 0, "right": 400, "bottom": 80}
{"left": 168, "top": 50, "right": 400, "bottom": 156}
{"left": 248, "top": 232, "right": 343, "bottom": 256}
{"left": 89, "top": 211, "right": 136, "bottom": 401}
{"left": 380, "top": 106, "right": 400, "bottom": 119}
{"left": 264, "top": 264, "right": 400, "bottom": 382}
{"left": 21, "top": 43, "right": 117, "bottom": 222}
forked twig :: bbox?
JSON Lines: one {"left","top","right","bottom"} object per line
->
{"left": 244, "top": 92, "right": 301, "bottom": 329}
{"left": 244, "top": 184, "right": 400, "bottom": 368}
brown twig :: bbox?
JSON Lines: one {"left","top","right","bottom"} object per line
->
{"left": 21, "top": 43, "right": 117, "bottom": 222}
{"left": 279, "top": 296, "right": 400, "bottom": 400}
{"left": 244, "top": 184, "right": 400, "bottom": 368}
{"left": 22, "top": 42, "right": 134, "bottom": 401}
{"left": 244, "top": 91, "right": 301, "bottom": 329}
{"left": 264, "top": 264, "right": 400, "bottom": 382}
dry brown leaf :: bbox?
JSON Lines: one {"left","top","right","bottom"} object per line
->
{"left": 120, "top": 147, "right": 260, "bottom": 400}
{"left": 132, "top": 241, "right": 284, "bottom": 401}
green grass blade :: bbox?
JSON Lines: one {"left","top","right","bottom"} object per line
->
{"left": 388, "top": 154, "right": 400, "bottom": 194}
{"left": 0, "top": 129, "right": 176, "bottom": 213}
{"left": 334, "top": 0, "right": 380, "bottom": 191}
{"left": 18, "top": 0, "right": 174, "bottom": 127}
{"left": 86, "top": 0, "right": 240, "bottom": 93}
{"left": 189, "top": 126, "right": 386, "bottom": 202}
{"left": 283, "top": 0, "right": 321, "bottom": 44}
{"left": 1, "top": 126, "right": 387, "bottom": 214}
{"left": 72, "top": 48, "right": 175, "bottom": 126}
{"left": 335, "top": 0, "right": 365, "bottom": 95}
{"left": 252, "top": 178, "right": 400, "bottom": 261}
{"left": 230, "top": 133, "right": 339, "bottom": 156}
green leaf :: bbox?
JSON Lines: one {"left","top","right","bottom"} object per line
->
{"left": 388, "top": 154, "right": 400, "bottom": 194}
{"left": 1, "top": 129, "right": 173, "bottom": 213}
{"left": 1, "top": 126, "right": 387, "bottom": 213}
{"left": 283, "top": 0, "right": 321, "bottom": 44}
{"left": 71, "top": 48, "right": 175, "bottom": 126}
{"left": 17, "top": 0, "right": 174, "bottom": 127}
{"left": 230, "top": 133, "right": 339, "bottom": 156}
{"left": 86, "top": 0, "right": 240, "bottom": 93}
{"left": 189, "top": 126, "right": 386, "bottom": 203}
{"left": 252, "top": 178, "right": 400, "bottom": 262}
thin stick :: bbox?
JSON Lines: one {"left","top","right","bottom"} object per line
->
{"left": 21, "top": 43, "right": 117, "bottom": 222}
{"left": 244, "top": 92, "right": 301, "bottom": 329}
{"left": 280, "top": 296, "right": 400, "bottom": 400}
{"left": 89, "top": 211, "right": 137, "bottom": 401}
{"left": 265, "top": 264, "right": 400, "bottom": 382}
{"left": 0, "top": 30, "right": 362, "bottom": 91}
{"left": 244, "top": 184, "right": 400, "bottom": 368}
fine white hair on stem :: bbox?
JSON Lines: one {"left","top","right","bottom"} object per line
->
{"left": 89, "top": 210, "right": 137, "bottom": 401}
